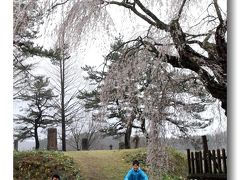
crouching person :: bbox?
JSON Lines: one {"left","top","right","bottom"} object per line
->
{"left": 124, "top": 160, "right": 148, "bottom": 180}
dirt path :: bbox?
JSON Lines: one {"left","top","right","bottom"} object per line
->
{"left": 65, "top": 150, "right": 131, "bottom": 180}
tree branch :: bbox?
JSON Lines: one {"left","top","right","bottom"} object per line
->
{"left": 50, "top": 0, "right": 70, "bottom": 11}
{"left": 177, "top": 0, "right": 188, "bottom": 19}
{"left": 213, "top": 0, "right": 223, "bottom": 24}
{"left": 134, "top": 0, "right": 168, "bottom": 30}
{"left": 105, "top": 1, "right": 160, "bottom": 28}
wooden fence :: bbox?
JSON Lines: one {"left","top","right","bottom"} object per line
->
{"left": 187, "top": 136, "right": 227, "bottom": 180}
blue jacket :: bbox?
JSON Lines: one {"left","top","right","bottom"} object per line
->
{"left": 124, "top": 168, "right": 148, "bottom": 180}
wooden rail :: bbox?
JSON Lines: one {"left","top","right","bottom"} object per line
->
{"left": 187, "top": 148, "right": 227, "bottom": 180}
{"left": 187, "top": 136, "right": 227, "bottom": 180}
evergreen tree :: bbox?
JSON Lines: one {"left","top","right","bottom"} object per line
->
{"left": 13, "top": 0, "right": 60, "bottom": 98}
{"left": 14, "top": 76, "right": 56, "bottom": 149}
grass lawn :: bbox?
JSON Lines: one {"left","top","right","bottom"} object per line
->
{"left": 65, "top": 149, "right": 138, "bottom": 180}
{"left": 14, "top": 148, "right": 186, "bottom": 179}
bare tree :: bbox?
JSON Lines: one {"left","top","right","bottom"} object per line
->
{"left": 68, "top": 113, "right": 102, "bottom": 150}
{"left": 68, "top": 118, "right": 85, "bottom": 151}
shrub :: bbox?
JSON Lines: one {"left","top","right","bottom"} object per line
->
{"left": 14, "top": 150, "right": 81, "bottom": 180}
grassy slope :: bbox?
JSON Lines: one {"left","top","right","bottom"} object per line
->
{"left": 65, "top": 148, "right": 187, "bottom": 180}
{"left": 65, "top": 149, "right": 138, "bottom": 180}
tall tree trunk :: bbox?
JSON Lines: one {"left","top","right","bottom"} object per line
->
{"left": 147, "top": 116, "right": 167, "bottom": 179}
{"left": 76, "top": 142, "right": 80, "bottom": 151}
{"left": 125, "top": 121, "right": 132, "bottom": 149}
{"left": 61, "top": 57, "right": 66, "bottom": 151}
{"left": 61, "top": 106, "right": 66, "bottom": 151}
{"left": 34, "top": 124, "right": 39, "bottom": 150}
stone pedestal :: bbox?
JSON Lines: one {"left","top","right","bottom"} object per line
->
{"left": 47, "top": 128, "right": 58, "bottom": 150}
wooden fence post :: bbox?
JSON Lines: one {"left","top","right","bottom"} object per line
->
{"left": 212, "top": 150, "right": 217, "bottom": 174}
{"left": 199, "top": 151, "right": 203, "bottom": 173}
{"left": 208, "top": 150, "right": 212, "bottom": 173}
{"left": 187, "top": 149, "right": 191, "bottom": 174}
{"left": 191, "top": 152, "right": 195, "bottom": 174}
{"left": 217, "top": 149, "right": 223, "bottom": 173}
{"left": 222, "top": 149, "right": 227, "bottom": 174}
{"left": 202, "top": 135, "right": 209, "bottom": 173}
{"left": 195, "top": 152, "right": 200, "bottom": 173}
